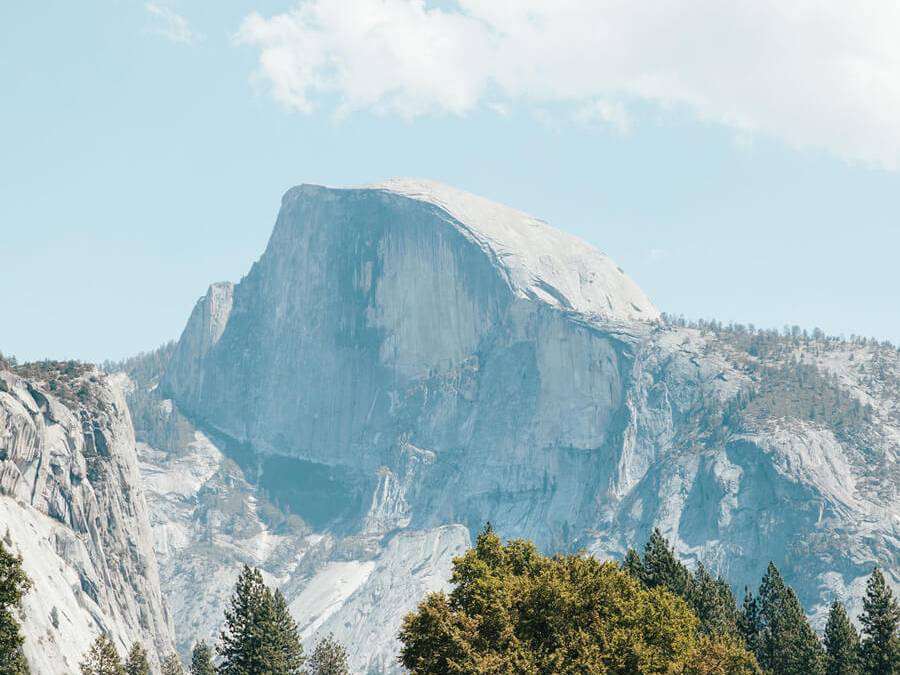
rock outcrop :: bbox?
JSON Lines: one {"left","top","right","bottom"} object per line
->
{"left": 0, "top": 363, "right": 173, "bottom": 673}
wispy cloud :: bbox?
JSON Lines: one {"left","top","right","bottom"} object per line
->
{"left": 234, "top": 0, "right": 900, "bottom": 169}
{"left": 575, "top": 99, "right": 631, "bottom": 135}
{"left": 145, "top": 2, "right": 200, "bottom": 45}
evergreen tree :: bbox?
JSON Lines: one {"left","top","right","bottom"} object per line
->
{"left": 308, "top": 633, "right": 350, "bottom": 675}
{"left": 859, "top": 567, "right": 900, "bottom": 675}
{"left": 621, "top": 547, "right": 644, "bottom": 580}
{"left": 690, "top": 563, "right": 740, "bottom": 638}
{"left": 0, "top": 540, "right": 31, "bottom": 675}
{"left": 218, "top": 566, "right": 269, "bottom": 674}
{"left": 124, "top": 643, "right": 150, "bottom": 675}
{"left": 739, "top": 588, "right": 761, "bottom": 656}
{"left": 641, "top": 529, "right": 694, "bottom": 599}
{"left": 161, "top": 654, "right": 185, "bottom": 675}
{"left": 756, "top": 562, "right": 825, "bottom": 675}
{"left": 823, "top": 601, "right": 860, "bottom": 675}
{"left": 190, "top": 640, "right": 216, "bottom": 675}
{"left": 80, "top": 635, "right": 125, "bottom": 675}
{"left": 261, "top": 589, "right": 305, "bottom": 674}
{"left": 218, "top": 565, "right": 304, "bottom": 675}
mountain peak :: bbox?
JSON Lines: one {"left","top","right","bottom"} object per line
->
{"left": 291, "top": 178, "right": 658, "bottom": 324}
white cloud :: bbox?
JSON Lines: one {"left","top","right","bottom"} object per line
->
{"left": 145, "top": 2, "right": 200, "bottom": 45}
{"left": 235, "top": 0, "right": 900, "bottom": 168}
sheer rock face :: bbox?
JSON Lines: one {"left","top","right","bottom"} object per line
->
{"left": 165, "top": 280, "right": 234, "bottom": 406}
{"left": 161, "top": 182, "right": 655, "bottom": 524}
{"left": 147, "top": 180, "right": 896, "bottom": 671}
{"left": 0, "top": 367, "right": 173, "bottom": 673}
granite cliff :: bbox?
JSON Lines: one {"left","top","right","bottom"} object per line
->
{"left": 117, "top": 179, "right": 897, "bottom": 672}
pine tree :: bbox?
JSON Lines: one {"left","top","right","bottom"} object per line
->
{"left": 190, "top": 640, "right": 216, "bottom": 675}
{"left": 80, "top": 635, "right": 125, "bottom": 675}
{"left": 218, "top": 565, "right": 269, "bottom": 674}
{"left": 308, "top": 633, "right": 350, "bottom": 675}
{"left": 124, "top": 643, "right": 150, "bottom": 675}
{"left": 218, "top": 565, "right": 304, "bottom": 675}
{"left": 824, "top": 601, "right": 860, "bottom": 675}
{"left": 0, "top": 540, "right": 31, "bottom": 675}
{"left": 689, "top": 563, "right": 740, "bottom": 638}
{"left": 161, "top": 654, "right": 185, "bottom": 675}
{"left": 262, "top": 589, "right": 305, "bottom": 674}
{"left": 621, "top": 547, "right": 644, "bottom": 580}
{"left": 756, "top": 562, "right": 825, "bottom": 675}
{"left": 739, "top": 588, "right": 761, "bottom": 656}
{"left": 859, "top": 567, "right": 900, "bottom": 675}
{"left": 641, "top": 529, "right": 694, "bottom": 599}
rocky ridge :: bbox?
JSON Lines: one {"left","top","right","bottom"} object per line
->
{"left": 0, "top": 362, "right": 173, "bottom": 672}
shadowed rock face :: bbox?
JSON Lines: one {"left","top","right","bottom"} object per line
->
{"left": 147, "top": 180, "right": 896, "bottom": 672}
{"left": 0, "top": 365, "right": 173, "bottom": 673}
{"left": 162, "top": 183, "right": 651, "bottom": 546}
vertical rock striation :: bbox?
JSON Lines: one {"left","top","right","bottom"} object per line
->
{"left": 0, "top": 364, "right": 173, "bottom": 673}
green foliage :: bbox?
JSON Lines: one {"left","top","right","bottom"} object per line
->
{"left": 190, "top": 640, "right": 216, "bottom": 675}
{"left": 308, "top": 633, "right": 350, "bottom": 675}
{"left": 739, "top": 360, "right": 872, "bottom": 439}
{"left": 823, "top": 601, "right": 861, "bottom": 675}
{"left": 263, "top": 589, "right": 305, "bottom": 674}
{"left": 738, "top": 588, "right": 761, "bottom": 657}
{"left": 625, "top": 531, "right": 739, "bottom": 639}
{"left": 859, "top": 567, "right": 900, "bottom": 675}
{"left": 0, "top": 539, "right": 31, "bottom": 675}
{"left": 640, "top": 528, "right": 694, "bottom": 599}
{"left": 669, "top": 633, "right": 761, "bottom": 675}
{"left": 756, "top": 562, "right": 825, "bottom": 675}
{"left": 101, "top": 341, "right": 176, "bottom": 383}
{"left": 12, "top": 360, "right": 97, "bottom": 408}
{"left": 689, "top": 563, "right": 741, "bottom": 639}
{"left": 217, "top": 565, "right": 305, "bottom": 675}
{"left": 161, "top": 654, "right": 185, "bottom": 675}
{"left": 218, "top": 566, "right": 268, "bottom": 674}
{"left": 399, "top": 525, "right": 710, "bottom": 674}
{"left": 659, "top": 313, "right": 891, "bottom": 441}
{"left": 621, "top": 547, "right": 644, "bottom": 579}
{"left": 124, "top": 643, "right": 150, "bottom": 675}
{"left": 80, "top": 635, "right": 125, "bottom": 675}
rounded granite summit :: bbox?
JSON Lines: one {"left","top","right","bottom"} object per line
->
{"left": 287, "top": 178, "right": 659, "bottom": 324}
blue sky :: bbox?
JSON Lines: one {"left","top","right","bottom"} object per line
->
{"left": 2, "top": 1, "right": 899, "bottom": 363}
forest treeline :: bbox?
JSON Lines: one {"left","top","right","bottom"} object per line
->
{"left": 399, "top": 526, "right": 899, "bottom": 674}
{"left": 3, "top": 526, "right": 898, "bottom": 674}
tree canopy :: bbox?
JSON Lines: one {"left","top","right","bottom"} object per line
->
{"left": 399, "top": 526, "right": 757, "bottom": 674}
{"left": 190, "top": 640, "right": 216, "bottom": 675}
{"left": 309, "top": 633, "right": 351, "bottom": 675}
{"left": 124, "top": 643, "right": 150, "bottom": 675}
{"left": 80, "top": 635, "right": 125, "bottom": 675}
